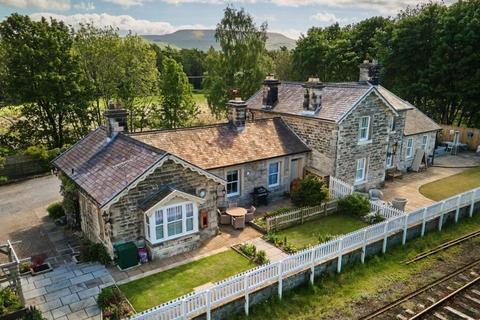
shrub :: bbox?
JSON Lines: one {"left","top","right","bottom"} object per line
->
{"left": 291, "top": 176, "right": 328, "bottom": 207}
{"left": 47, "top": 202, "right": 65, "bottom": 219}
{"left": 283, "top": 242, "right": 297, "bottom": 254}
{"left": 80, "top": 240, "right": 111, "bottom": 265}
{"left": 0, "top": 287, "right": 22, "bottom": 315}
{"left": 338, "top": 194, "right": 370, "bottom": 217}
{"left": 264, "top": 207, "right": 291, "bottom": 218}
{"left": 0, "top": 176, "right": 8, "bottom": 185}
{"left": 239, "top": 244, "right": 256, "bottom": 258}
{"left": 97, "top": 287, "right": 132, "bottom": 320}
{"left": 366, "top": 212, "right": 386, "bottom": 224}
{"left": 97, "top": 287, "right": 124, "bottom": 309}
{"left": 22, "top": 307, "right": 45, "bottom": 320}
{"left": 317, "top": 234, "right": 337, "bottom": 243}
{"left": 254, "top": 250, "right": 270, "bottom": 265}
{"left": 265, "top": 232, "right": 277, "bottom": 243}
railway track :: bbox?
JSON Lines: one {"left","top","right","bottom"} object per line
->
{"left": 361, "top": 259, "right": 480, "bottom": 319}
{"left": 404, "top": 230, "right": 480, "bottom": 265}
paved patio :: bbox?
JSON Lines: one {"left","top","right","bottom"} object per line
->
{"left": 383, "top": 152, "right": 480, "bottom": 211}
{"left": 243, "top": 237, "right": 288, "bottom": 262}
{"left": 22, "top": 262, "right": 114, "bottom": 320}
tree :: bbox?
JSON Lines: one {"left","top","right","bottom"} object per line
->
{"left": 117, "top": 34, "right": 160, "bottom": 132}
{"left": 74, "top": 24, "right": 123, "bottom": 126}
{"left": 0, "top": 14, "right": 92, "bottom": 148}
{"left": 158, "top": 57, "right": 199, "bottom": 128}
{"left": 269, "top": 47, "right": 298, "bottom": 81}
{"left": 203, "top": 6, "right": 268, "bottom": 116}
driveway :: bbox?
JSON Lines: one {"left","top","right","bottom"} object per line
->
{"left": 0, "top": 175, "right": 65, "bottom": 260}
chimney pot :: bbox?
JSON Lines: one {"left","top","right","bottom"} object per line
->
{"left": 359, "top": 59, "right": 380, "bottom": 85}
{"left": 104, "top": 101, "right": 129, "bottom": 138}
{"left": 302, "top": 77, "right": 324, "bottom": 114}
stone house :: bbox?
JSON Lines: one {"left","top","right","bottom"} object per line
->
{"left": 247, "top": 61, "right": 441, "bottom": 190}
{"left": 53, "top": 100, "right": 309, "bottom": 260}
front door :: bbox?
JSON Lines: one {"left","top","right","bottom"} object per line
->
{"left": 290, "top": 158, "right": 303, "bottom": 182}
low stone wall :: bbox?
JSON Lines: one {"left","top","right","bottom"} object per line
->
{"left": 0, "top": 154, "right": 48, "bottom": 180}
{"left": 194, "top": 204, "right": 477, "bottom": 320}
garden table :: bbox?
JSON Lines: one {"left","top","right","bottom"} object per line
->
{"left": 225, "top": 207, "right": 247, "bottom": 217}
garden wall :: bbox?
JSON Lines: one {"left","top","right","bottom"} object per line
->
{"left": 0, "top": 154, "right": 48, "bottom": 180}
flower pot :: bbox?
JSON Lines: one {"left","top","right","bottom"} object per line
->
{"left": 30, "top": 262, "right": 53, "bottom": 276}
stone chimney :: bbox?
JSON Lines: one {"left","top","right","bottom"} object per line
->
{"left": 227, "top": 97, "right": 247, "bottom": 132}
{"left": 262, "top": 74, "right": 280, "bottom": 110}
{"left": 302, "top": 77, "right": 324, "bottom": 115}
{"left": 359, "top": 59, "right": 380, "bottom": 85}
{"left": 104, "top": 100, "right": 128, "bottom": 138}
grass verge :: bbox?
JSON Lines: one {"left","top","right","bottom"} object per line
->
{"left": 119, "top": 250, "right": 253, "bottom": 312}
{"left": 275, "top": 214, "right": 369, "bottom": 250}
{"left": 232, "top": 212, "right": 480, "bottom": 319}
{"left": 419, "top": 166, "right": 480, "bottom": 201}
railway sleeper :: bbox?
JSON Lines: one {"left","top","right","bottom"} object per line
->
{"left": 443, "top": 306, "right": 475, "bottom": 320}
{"left": 465, "top": 293, "right": 480, "bottom": 305}
{"left": 452, "top": 299, "right": 480, "bottom": 317}
{"left": 433, "top": 311, "right": 449, "bottom": 320}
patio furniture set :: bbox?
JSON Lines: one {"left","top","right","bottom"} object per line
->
{"left": 217, "top": 204, "right": 256, "bottom": 230}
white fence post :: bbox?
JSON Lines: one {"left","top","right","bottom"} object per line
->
{"left": 278, "top": 262, "right": 283, "bottom": 299}
{"left": 181, "top": 299, "right": 186, "bottom": 320}
{"left": 244, "top": 274, "right": 249, "bottom": 316}
{"left": 361, "top": 229, "right": 367, "bottom": 264}
{"left": 421, "top": 208, "right": 427, "bottom": 237}
{"left": 470, "top": 197, "right": 475, "bottom": 217}
{"left": 310, "top": 249, "right": 315, "bottom": 284}
{"left": 337, "top": 239, "right": 343, "bottom": 273}
{"left": 455, "top": 196, "right": 461, "bottom": 223}
{"left": 402, "top": 215, "right": 408, "bottom": 245}
{"left": 438, "top": 202, "right": 445, "bottom": 231}
{"left": 206, "top": 290, "right": 211, "bottom": 320}
{"left": 382, "top": 221, "right": 388, "bottom": 254}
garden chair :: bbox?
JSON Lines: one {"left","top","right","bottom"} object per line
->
{"left": 245, "top": 206, "right": 256, "bottom": 222}
{"left": 217, "top": 209, "right": 231, "bottom": 225}
{"left": 231, "top": 215, "right": 245, "bottom": 229}
{"left": 368, "top": 189, "right": 384, "bottom": 201}
{"left": 228, "top": 202, "right": 238, "bottom": 208}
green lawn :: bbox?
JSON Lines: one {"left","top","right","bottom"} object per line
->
{"left": 233, "top": 212, "right": 480, "bottom": 320}
{"left": 119, "top": 250, "right": 253, "bottom": 312}
{"left": 276, "top": 214, "right": 369, "bottom": 250}
{"left": 419, "top": 167, "right": 480, "bottom": 201}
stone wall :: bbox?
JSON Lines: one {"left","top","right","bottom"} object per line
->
{"left": 209, "top": 154, "right": 308, "bottom": 207}
{"left": 250, "top": 110, "right": 337, "bottom": 176}
{"left": 336, "top": 93, "right": 396, "bottom": 190}
{"left": 388, "top": 110, "right": 407, "bottom": 171}
{"left": 107, "top": 159, "right": 222, "bottom": 260}
{"left": 397, "top": 131, "right": 437, "bottom": 171}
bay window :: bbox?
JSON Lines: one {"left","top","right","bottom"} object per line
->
{"left": 145, "top": 201, "right": 198, "bottom": 244}
{"left": 268, "top": 162, "right": 280, "bottom": 187}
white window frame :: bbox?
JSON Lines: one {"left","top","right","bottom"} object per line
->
{"left": 226, "top": 169, "right": 240, "bottom": 197}
{"left": 358, "top": 116, "right": 371, "bottom": 142}
{"left": 389, "top": 116, "right": 396, "bottom": 133}
{"left": 355, "top": 158, "right": 367, "bottom": 183}
{"left": 267, "top": 161, "right": 281, "bottom": 188}
{"left": 144, "top": 201, "right": 199, "bottom": 245}
{"left": 421, "top": 135, "right": 429, "bottom": 151}
{"left": 406, "top": 138, "right": 414, "bottom": 159}
{"left": 386, "top": 151, "right": 393, "bottom": 168}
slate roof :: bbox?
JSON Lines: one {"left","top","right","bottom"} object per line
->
{"left": 53, "top": 127, "right": 164, "bottom": 206}
{"left": 129, "top": 117, "right": 310, "bottom": 170}
{"left": 404, "top": 108, "right": 442, "bottom": 136}
{"left": 246, "top": 82, "right": 414, "bottom": 123}
{"left": 138, "top": 186, "right": 176, "bottom": 211}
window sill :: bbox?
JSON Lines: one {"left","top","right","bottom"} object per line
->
{"left": 146, "top": 229, "right": 199, "bottom": 246}
{"left": 357, "top": 140, "right": 372, "bottom": 146}
{"left": 354, "top": 179, "right": 367, "bottom": 186}
{"left": 226, "top": 193, "right": 240, "bottom": 198}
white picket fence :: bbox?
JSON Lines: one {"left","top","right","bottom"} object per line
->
{"left": 329, "top": 176, "right": 354, "bottom": 199}
{"left": 131, "top": 186, "right": 480, "bottom": 320}
{"left": 369, "top": 200, "right": 405, "bottom": 219}
{"left": 265, "top": 201, "right": 338, "bottom": 231}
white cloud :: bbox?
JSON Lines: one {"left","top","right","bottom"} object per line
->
{"left": 29, "top": 12, "right": 210, "bottom": 35}
{"left": 310, "top": 11, "right": 338, "bottom": 23}
{"left": 103, "top": 0, "right": 146, "bottom": 7}
{"left": 0, "top": 0, "right": 71, "bottom": 10}
{"left": 73, "top": 1, "right": 95, "bottom": 10}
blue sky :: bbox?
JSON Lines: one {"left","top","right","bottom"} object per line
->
{"left": 0, "top": 0, "right": 452, "bottom": 39}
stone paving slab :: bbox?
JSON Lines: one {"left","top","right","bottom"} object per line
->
{"left": 22, "top": 262, "right": 111, "bottom": 320}
{"left": 244, "top": 237, "right": 288, "bottom": 262}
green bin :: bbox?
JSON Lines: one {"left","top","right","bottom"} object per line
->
{"left": 114, "top": 242, "right": 138, "bottom": 270}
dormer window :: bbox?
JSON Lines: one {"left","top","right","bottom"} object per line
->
{"left": 359, "top": 116, "right": 370, "bottom": 141}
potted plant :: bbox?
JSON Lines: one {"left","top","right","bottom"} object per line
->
{"left": 19, "top": 262, "right": 32, "bottom": 276}
{"left": 30, "top": 255, "right": 52, "bottom": 276}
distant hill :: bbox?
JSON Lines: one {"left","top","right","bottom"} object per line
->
{"left": 142, "top": 29, "right": 296, "bottom": 51}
